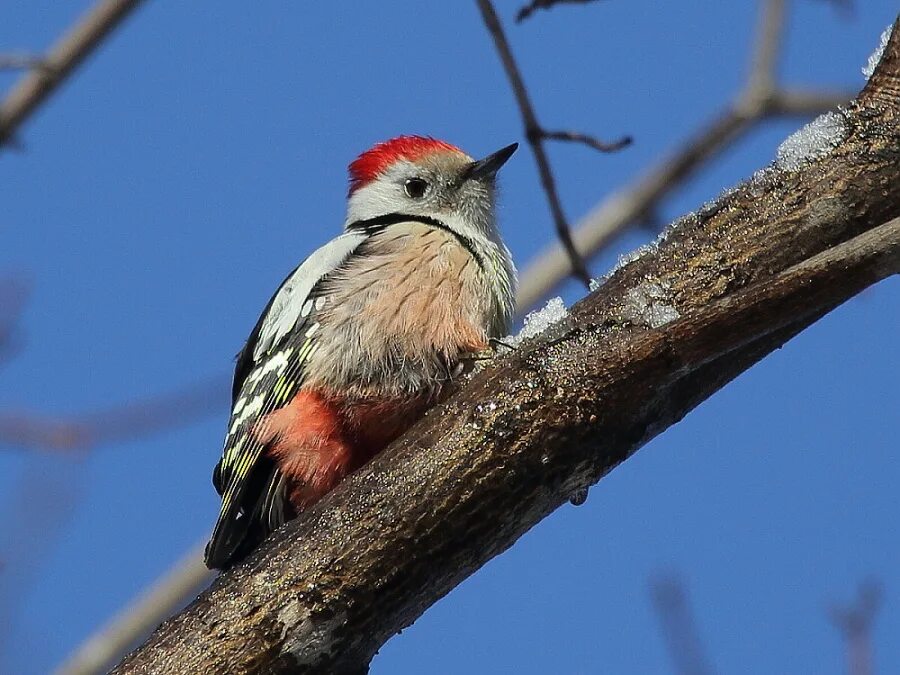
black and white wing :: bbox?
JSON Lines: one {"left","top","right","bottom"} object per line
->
{"left": 204, "top": 231, "right": 367, "bottom": 569}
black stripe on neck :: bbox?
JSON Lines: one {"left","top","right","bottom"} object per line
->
{"left": 348, "top": 212, "right": 484, "bottom": 269}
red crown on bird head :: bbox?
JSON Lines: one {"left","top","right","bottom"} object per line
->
{"left": 348, "top": 136, "right": 464, "bottom": 196}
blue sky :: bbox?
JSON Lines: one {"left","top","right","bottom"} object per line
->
{"left": 1, "top": 2, "right": 897, "bottom": 673}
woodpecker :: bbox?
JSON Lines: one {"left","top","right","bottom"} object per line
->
{"left": 204, "top": 136, "right": 518, "bottom": 569}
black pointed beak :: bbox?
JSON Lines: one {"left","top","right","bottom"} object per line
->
{"left": 464, "top": 142, "right": 518, "bottom": 181}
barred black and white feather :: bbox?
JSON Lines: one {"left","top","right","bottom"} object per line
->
{"left": 205, "top": 232, "right": 367, "bottom": 568}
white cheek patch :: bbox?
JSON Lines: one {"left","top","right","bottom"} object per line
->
{"left": 346, "top": 181, "right": 403, "bottom": 224}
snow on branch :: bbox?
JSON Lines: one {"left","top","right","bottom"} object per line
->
{"left": 863, "top": 25, "right": 893, "bottom": 80}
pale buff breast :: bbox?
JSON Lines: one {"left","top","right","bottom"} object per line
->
{"left": 306, "top": 221, "right": 495, "bottom": 397}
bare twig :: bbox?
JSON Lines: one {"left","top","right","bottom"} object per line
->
{"left": 477, "top": 0, "right": 608, "bottom": 288}
{"left": 55, "top": 543, "right": 214, "bottom": 675}
{"left": 651, "top": 576, "right": 715, "bottom": 675}
{"left": 542, "top": 129, "right": 632, "bottom": 153}
{"left": 516, "top": 0, "right": 604, "bottom": 23}
{"left": 518, "top": 107, "right": 748, "bottom": 309}
{"left": 0, "top": 0, "right": 146, "bottom": 149}
{"left": 515, "top": 0, "right": 856, "bottom": 312}
{"left": 0, "top": 374, "right": 229, "bottom": 454}
{"left": 829, "top": 580, "right": 882, "bottom": 675}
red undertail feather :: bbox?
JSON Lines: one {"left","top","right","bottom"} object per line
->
{"left": 259, "top": 389, "right": 430, "bottom": 511}
{"left": 348, "top": 135, "right": 463, "bottom": 195}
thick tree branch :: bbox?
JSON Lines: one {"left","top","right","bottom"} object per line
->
{"left": 112, "top": 21, "right": 900, "bottom": 675}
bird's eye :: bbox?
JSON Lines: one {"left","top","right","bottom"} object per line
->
{"left": 404, "top": 177, "right": 429, "bottom": 199}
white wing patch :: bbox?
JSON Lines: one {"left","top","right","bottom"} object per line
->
{"left": 253, "top": 232, "right": 367, "bottom": 360}
{"left": 229, "top": 392, "right": 265, "bottom": 435}
{"left": 229, "top": 347, "right": 295, "bottom": 436}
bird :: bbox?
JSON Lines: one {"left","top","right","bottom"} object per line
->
{"left": 204, "top": 135, "right": 518, "bottom": 569}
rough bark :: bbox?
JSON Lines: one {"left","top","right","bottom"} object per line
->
{"left": 114, "top": 20, "right": 900, "bottom": 675}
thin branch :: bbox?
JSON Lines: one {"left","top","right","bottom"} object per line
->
{"left": 476, "top": 0, "right": 594, "bottom": 288}
{"left": 515, "top": 0, "right": 856, "bottom": 312}
{"left": 0, "top": 0, "right": 146, "bottom": 148}
{"left": 829, "top": 580, "right": 882, "bottom": 675}
{"left": 109, "top": 32, "right": 900, "bottom": 669}
{"left": 651, "top": 576, "right": 715, "bottom": 675}
{"left": 113, "top": 208, "right": 900, "bottom": 672}
{"left": 542, "top": 129, "right": 632, "bottom": 153}
{"left": 517, "top": 106, "right": 751, "bottom": 309}
{"left": 0, "top": 375, "right": 229, "bottom": 454}
{"left": 516, "top": 0, "right": 604, "bottom": 23}
{"left": 56, "top": 543, "right": 214, "bottom": 675}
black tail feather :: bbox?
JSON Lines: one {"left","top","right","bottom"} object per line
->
{"left": 204, "top": 455, "right": 281, "bottom": 569}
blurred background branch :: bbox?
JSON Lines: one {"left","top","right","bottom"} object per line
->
{"left": 0, "top": 277, "right": 29, "bottom": 366}
{"left": 650, "top": 575, "right": 715, "bottom": 675}
{"left": 515, "top": 0, "right": 856, "bottom": 311}
{"left": 56, "top": 542, "right": 214, "bottom": 675}
{"left": 830, "top": 580, "right": 882, "bottom": 675}
{"left": 0, "top": 54, "right": 48, "bottom": 72}
{"left": 0, "top": 375, "right": 228, "bottom": 455}
{"left": 0, "top": 0, "right": 146, "bottom": 149}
